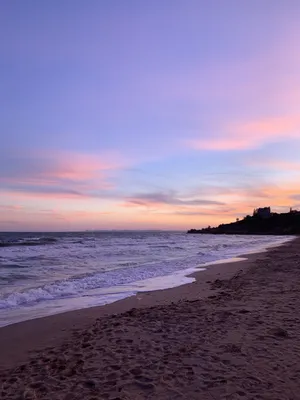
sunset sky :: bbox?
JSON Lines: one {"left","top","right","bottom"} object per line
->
{"left": 1, "top": 1, "right": 300, "bottom": 231}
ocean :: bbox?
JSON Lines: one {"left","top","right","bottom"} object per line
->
{"left": 0, "top": 231, "right": 291, "bottom": 327}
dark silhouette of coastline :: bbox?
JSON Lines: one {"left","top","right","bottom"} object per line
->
{"left": 187, "top": 208, "right": 300, "bottom": 235}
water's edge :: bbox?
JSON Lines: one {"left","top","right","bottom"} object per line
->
{"left": 0, "top": 236, "right": 292, "bottom": 328}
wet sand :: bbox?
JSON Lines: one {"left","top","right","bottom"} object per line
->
{"left": 1, "top": 238, "right": 299, "bottom": 399}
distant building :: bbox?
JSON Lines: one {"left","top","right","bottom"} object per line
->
{"left": 290, "top": 207, "right": 300, "bottom": 214}
{"left": 253, "top": 207, "right": 271, "bottom": 218}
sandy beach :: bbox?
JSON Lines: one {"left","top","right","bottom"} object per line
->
{"left": 1, "top": 238, "right": 300, "bottom": 399}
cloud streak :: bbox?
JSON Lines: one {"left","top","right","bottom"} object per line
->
{"left": 122, "top": 190, "right": 225, "bottom": 208}
{"left": 188, "top": 115, "right": 300, "bottom": 151}
{"left": 0, "top": 150, "right": 125, "bottom": 199}
{"left": 0, "top": 205, "right": 23, "bottom": 211}
{"left": 247, "top": 158, "right": 300, "bottom": 173}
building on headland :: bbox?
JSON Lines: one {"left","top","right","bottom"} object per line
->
{"left": 188, "top": 206, "right": 300, "bottom": 235}
{"left": 289, "top": 207, "right": 300, "bottom": 214}
{"left": 253, "top": 207, "right": 271, "bottom": 219}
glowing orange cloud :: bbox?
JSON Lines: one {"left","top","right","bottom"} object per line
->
{"left": 118, "top": 180, "right": 300, "bottom": 229}
{"left": 188, "top": 115, "right": 300, "bottom": 151}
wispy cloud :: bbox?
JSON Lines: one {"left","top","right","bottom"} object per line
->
{"left": 187, "top": 115, "right": 300, "bottom": 151}
{"left": 0, "top": 220, "right": 19, "bottom": 225}
{"left": 164, "top": 206, "right": 239, "bottom": 217}
{"left": 0, "top": 205, "right": 23, "bottom": 211}
{"left": 122, "top": 190, "right": 225, "bottom": 208}
{"left": 247, "top": 157, "right": 300, "bottom": 172}
{"left": 290, "top": 194, "right": 300, "bottom": 201}
{"left": 0, "top": 150, "right": 125, "bottom": 199}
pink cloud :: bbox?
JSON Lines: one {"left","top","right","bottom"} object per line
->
{"left": 68, "top": 210, "right": 113, "bottom": 217}
{"left": 0, "top": 204, "right": 23, "bottom": 211}
{"left": 188, "top": 115, "right": 300, "bottom": 151}
{"left": 0, "top": 150, "right": 127, "bottom": 200}
{"left": 1, "top": 190, "right": 90, "bottom": 201}
{"left": 40, "top": 151, "right": 123, "bottom": 182}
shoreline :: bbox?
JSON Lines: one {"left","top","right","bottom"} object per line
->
{"left": 0, "top": 242, "right": 284, "bottom": 370}
{"left": 0, "top": 235, "right": 291, "bottom": 330}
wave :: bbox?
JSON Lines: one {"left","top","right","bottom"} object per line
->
{"left": 0, "top": 273, "right": 33, "bottom": 283}
{"left": 0, "top": 263, "right": 28, "bottom": 269}
{"left": 0, "top": 237, "right": 57, "bottom": 248}
{"left": 149, "top": 245, "right": 184, "bottom": 250}
{"left": 0, "top": 256, "right": 198, "bottom": 309}
{"left": 0, "top": 233, "right": 291, "bottom": 316}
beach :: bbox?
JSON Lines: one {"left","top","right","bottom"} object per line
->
{"left": 1, "top": 237, "right": 300, "bottom": 399}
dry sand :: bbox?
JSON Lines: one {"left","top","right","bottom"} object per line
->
{"left": 1, "top": 238, "right": 300, "bottom": 399}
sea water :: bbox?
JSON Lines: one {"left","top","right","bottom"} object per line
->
{"left": 0, "top": 231, "right": 292, "bottom": 327}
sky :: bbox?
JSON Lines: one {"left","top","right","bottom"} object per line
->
{"left": 1, "top": 0, "right": 300, "bottom": 231}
